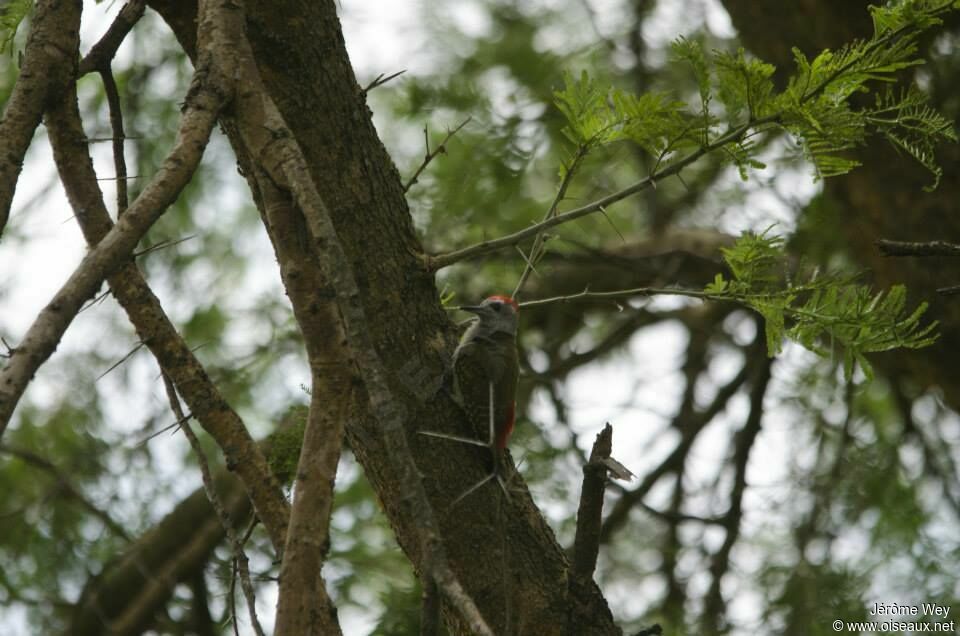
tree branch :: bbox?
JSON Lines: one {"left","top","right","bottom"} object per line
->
{"left": 519, "top": 285, "right": 715, "bottom": 309}
{"left": 0, "top": 0, "right": 81, "bottom": 237}
{"left": 0, "top": 5, "right": 230, "bottom": 433}
{"left": 41, "top": 36, "right": 291, "bottom": 554}
{"left": 273, "top": 360, "right": 349, "bottom": 636}
{"left": 570, "top": 424, "right": 614, "bottom": 586}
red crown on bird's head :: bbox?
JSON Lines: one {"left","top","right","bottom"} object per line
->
{"left": 487, "top": 295, "right": 519, "bottom": 311}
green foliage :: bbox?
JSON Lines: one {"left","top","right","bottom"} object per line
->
{"left": 0, "top": 0, "right": 30, "bottom": 53}
{"left": 704, "top": 231, "right": 938, "bottom": 379}
{"left": 870, "top": 85, "right": 957, "bottom": 189}
{"left": 553, "top": 70, "right": 697, "bottom": 158}
{"left": 870, "top": 0, "right": 960, "bottom": 34}
{"left": 671, "top": 36, "right": 712, "bottom": 123}
{"left": 548, "top": 2, "right": 951, "bottom": 378}
{"left": 554, "top": 1, "right": 958, "bottom": 186}
{"left": 714, "top": 48, "right": 778, "bottom": 120}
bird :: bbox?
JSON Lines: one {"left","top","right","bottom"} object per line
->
{"left": 421, "top": 295, "right": 520, "bottom": 503}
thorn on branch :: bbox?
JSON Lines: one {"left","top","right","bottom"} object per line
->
{"left": 133, "top": 234, "right": 197, "bottom": 258}
{"left": 596, "top": 205, "right": 625, "bottom": 243}
{"left": 675, "top": 171, "right": 689, "bottom": 192}
{"left": 514, "top": 244, "right": 540, "bottom": 276}
{"left": 95, "top": 175, "right": 142, "bottom": 181}
{"left": 81, "top": 136, "right": 142, "bottom": 144}
{"left": 0, "top": 337, "right": 15, "bottom": 358}
{"left": 95, "top": 340, "right": 147, "bottom": 382}
{"left": 133, "top": 413, "right": 193, "bottom": 447}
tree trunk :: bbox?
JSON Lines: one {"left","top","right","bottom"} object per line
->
{"left": 147, "top": 1, "right": 621, "bottom": 633}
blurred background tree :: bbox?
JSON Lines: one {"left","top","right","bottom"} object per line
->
{"left": 0, "top": 0, "right": 958, "bottom": 634}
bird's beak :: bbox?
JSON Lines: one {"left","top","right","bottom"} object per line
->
{"left": 457, "top": 304, "right": 485, "bottom": 314}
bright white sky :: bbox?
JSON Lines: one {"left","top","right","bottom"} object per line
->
{"left": 0, "top": 1, "right": 838, "bottom": 634}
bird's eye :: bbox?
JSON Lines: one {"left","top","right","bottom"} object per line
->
{"left": 491, "top": 302, "right": 502, "bottom": 311}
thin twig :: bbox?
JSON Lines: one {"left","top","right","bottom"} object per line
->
{"left": 78, "top": 0, "right": 147, "bottom": 76}
{"left": 403, "top": 117, "right": 472, "bottom": 193}
{"left": 362, "top": 69, "right": 406, "bottom": 93}
{"left": 229, "top": 555, "right": 241, "bottom": 636}
{"left": 427, "top": 119, "right": 766, "bottom": 272}
{"left": 95, "top": 175, "right": 142, "bottom": 181}
{"left": 513, "top": 145, "right": 587, "bottom": 299}
{"left": 99, "top": 66, "right": 129, "bottom": 212}
{"left": 877, "top": 239, "right": 960, "bottom": 257}
{"left": 513, "top": 244, "right": 539, "bottom": 276}
{"left": 637, "top": 500, "right": 727, "bottom": 526}
{"left": 596, "top": 204, "right": 625, "bottom": 242}
{"left": 160, "top": 372, "right": 266, "bottom": 636}
{"left": 518, "top": 285, "right": 713, "bottom": 309}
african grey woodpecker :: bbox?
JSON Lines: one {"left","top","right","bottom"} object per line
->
{"left": 451, "top": 295, "right": 520, "bottom": 474}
